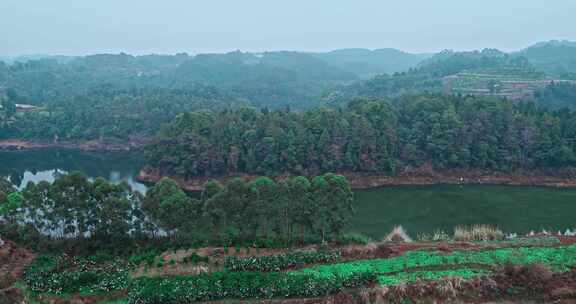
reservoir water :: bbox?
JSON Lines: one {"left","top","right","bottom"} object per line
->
{"left": 0, "top": 149, "right": 147, "bottom": 193}
{"left": 2, "top": 149, "right": 575, "bottom": 238}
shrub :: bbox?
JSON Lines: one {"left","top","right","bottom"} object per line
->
{"left": 183, "top": 252, "right": 209, "bottom": 264}
{"left": 129, "top": 250, "right": 161, "bottom": 267}
{"left": 336, "top": 233, "right": 372, "bottom": 245}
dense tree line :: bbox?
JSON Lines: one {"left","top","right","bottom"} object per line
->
{"left": 145, "top": 94, "right": 576, "bottom": 178}
{"left": 0, "top": 172, "right": 353, "bottom": 249}
{"left": 535, "top": 82, "right": 576, "bottom": 110}
{"left": 0, "top": 86, "right": 245, "bottom": 140}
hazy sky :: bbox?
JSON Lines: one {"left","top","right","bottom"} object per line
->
{"left": 1, "top": 0, "right": 575, "bottom": 56}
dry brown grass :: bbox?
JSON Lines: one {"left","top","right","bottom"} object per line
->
{"left": 384, "top": 226, "right": 413, "bottom": 243}
{"left": 454, "top": 224, "right": 504, "bottom": 241}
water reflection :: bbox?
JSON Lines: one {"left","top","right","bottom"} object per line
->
{"left": 0, "top": 149, "right": 148, "bottom": 193}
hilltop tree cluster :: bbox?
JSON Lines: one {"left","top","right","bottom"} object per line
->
{"left": 0, "top": 172, "right": 353, "bottom": 250}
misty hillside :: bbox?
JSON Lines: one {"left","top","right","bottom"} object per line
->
{"left": 2, "top": 43, "right": 575, "bottom": 110}
{"left": 311, "top": 48, "right": 431, "bottom": 78}
{"left": 325, "top": 48, "right": 544, "bottom": 104}
{"left": 520, "top": 40, "right": 576, "bottom": 77}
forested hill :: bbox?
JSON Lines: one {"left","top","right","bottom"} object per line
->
{"left": 144, "top": 94, "right": 576, "bottom": 179}
{"left": 0, "top": 51, "right": 352, "bottom": 108}
{"left": 0, "top": 51, "right": 358, "bottom": 141}
{"left": 325, "top": 49, "right": 542, "bottom": 104}
{"left": 0, "top": 49, "right": 426, "bottom": 108}
{"left": 169, "top": 51, "right": 357, "bottom": 108}
{"left": 519, "top": 40, "right": 576, "bottom": 78}
{"left": 2, "top": 43, "right": 576, "bottom": 143}
{"left": 0, "top": 48, "right": 434, "bottom": 143}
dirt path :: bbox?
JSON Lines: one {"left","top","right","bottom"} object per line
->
{"left": 0, "top": 139, "right": 145, "bottom": 152}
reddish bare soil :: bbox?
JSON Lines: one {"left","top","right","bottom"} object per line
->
{"left": 0, "top": 139, "right": 145, "bottom": 152}
{"left": 0, "top": 239, "right": 35, "bottom": 288}
{"left": 559, "top": 236, "right": 576, "bottom": 245}
{"left": 138, "top": 167, "right": 576, "bottom": 191}
{"left": 0, "top": 239, "right": 36, "bottom": 303}
{"left": 38, "top": 291, "right": 127, "bottom": 304}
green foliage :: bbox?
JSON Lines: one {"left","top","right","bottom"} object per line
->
{"left": 0, "top": 178, "right": 16, "bottom": 214}
{"left": 129, "top": 250, "right": 162, "bottom": 267}
{"left": 535, "top": 82, "right": 576, "bottom": 110}
{"left": 12, "top": 171, "right": 147, "bottom": 242}
{"left": 182, "top": 252, "right": 209, "bottom": 264}
{"left": 224, "top": 251, "right": 341, "bottom": 272}
{"left": 203, "top": 174, "right": 353, "bottom": 244}
{"left": 143, "top": 177, "right": 197, "bottom": 233}
{"left": 0, "top": 192, "right": 21, "bottom": 215}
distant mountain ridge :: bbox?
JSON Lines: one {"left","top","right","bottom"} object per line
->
{"left": 524, "top": 40, "right": 576, "bottom": 49}
{"left": 310, "top": 48, "right": 432, "bottom": 78}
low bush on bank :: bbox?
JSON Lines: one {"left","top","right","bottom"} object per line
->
{"left": 224, "top": 251, "right": 341, "bottom": 272}
{"left": 336, "top": 233, "right": 372, "bottom": 245}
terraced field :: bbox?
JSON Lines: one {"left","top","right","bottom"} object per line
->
{"left": 6, "top": 236, "right": 576, "bottom": 303}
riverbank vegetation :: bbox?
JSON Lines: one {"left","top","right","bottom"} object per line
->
{"left": 0, "top": 172, "right": 354, "bottom": 252}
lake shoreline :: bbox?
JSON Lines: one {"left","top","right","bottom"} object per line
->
{"left": 137, "top": 168, "right": 576, "bottom": 190}
{"left": 0, "top": 139, "right": 146, "bottom": 152}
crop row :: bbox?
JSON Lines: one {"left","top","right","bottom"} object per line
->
{"left": 224, "top": 251, "right": 341, "bottom": 272}
{"left": 127, "top": 266, "right": 491, "bottom": 303}
{"left": 24, "top": 255, "right": 130, "bottom": 294}
{"left": 294, "top": 244, "right": 576, "bottom": 280}
{"left": 377, "top": 268, "right": 489, "bottom": 286}
{"left": 127, "top": 271, "right": 375, "bottom": 304}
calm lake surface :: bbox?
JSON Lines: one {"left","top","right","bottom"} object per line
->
{"left": 352, "top": 185, "right": 576, "bottom": 239}
{"left": 1, "top": 149, "right": 575, "bottom": 238}
{"left": 0, "top": 149, "right": 147, "bottom": 193}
